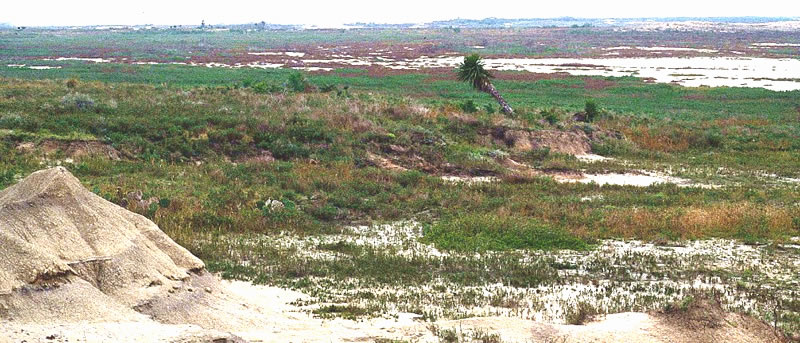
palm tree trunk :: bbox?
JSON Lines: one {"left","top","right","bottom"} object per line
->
{"left": 484, "top": 82, "right": 513, "bottom": 115}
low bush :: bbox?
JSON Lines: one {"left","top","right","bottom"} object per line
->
{"left": 286, "top": 71, "right": 312, "bottom": 92}
{"left": 564, "top": 301, "right": 598, "bottom": 325}
{"left": 60, "top": 93, "right": 95, "bottom": 111}
{"left": 262, "top": 139, "right": 310, "bottom": 160}
{"left": 584, "top": 99, "right": 600, "bottom": 122}
{"left": 459, "top": 99, "right": 479, "bottom": 113}
{"left": 591, "top": 138, "right": 638, "bottom": 156}
{"left": 251, "top": 81, "right": 283, "bottom": 94}
{"left": 542, "top": 108, "right": 561, "bottom": 125}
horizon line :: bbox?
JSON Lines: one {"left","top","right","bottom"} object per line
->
{"left": 4, "top": 15, "right": 800, "bottom": 28}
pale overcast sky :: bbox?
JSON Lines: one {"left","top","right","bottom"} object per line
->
{"left": 2, "top": 0, "right": 798, "bottom": 27}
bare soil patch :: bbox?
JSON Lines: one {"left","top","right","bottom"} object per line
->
{"left": 492, "top": 127, "right": 592, "bottom": 155}
{"left": 581, "top": 77, "right": 618, "bottom": 90}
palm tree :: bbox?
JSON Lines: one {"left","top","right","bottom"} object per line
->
{"left": 456, "top": 54, "right": 513, "bottom": 115}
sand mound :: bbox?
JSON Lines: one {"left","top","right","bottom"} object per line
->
{"left": 0, "top": 167, "right": 247, "bottom": 341}
{"left": 0, "top": 167, "right": 204, "bottom": 321}
{"left": 653, "top": 297, "right": 784, "bottom": 343}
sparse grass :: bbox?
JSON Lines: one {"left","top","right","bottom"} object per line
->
{"left": 430, "top": 325, "right": 503, "bottom": 343}
{"left": 312, "top": 304, "right": 372, "bottom": 320}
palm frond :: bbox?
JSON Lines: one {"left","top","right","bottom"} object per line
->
{"left": 456, "top": 54, "right": 493, "bottom": 91}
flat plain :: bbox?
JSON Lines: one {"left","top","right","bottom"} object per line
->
{"left": 1, "top": 23, "right": 799, "bottom": 341}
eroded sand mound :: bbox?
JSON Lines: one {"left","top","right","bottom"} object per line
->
{"left": 0, "top": 167, "right": 204, "bottom": 320}
{"left": 493, "top": 128, "right": 592, "bottom": 155}
{"left": 0, "top": 167, "right": 244, "bottom": 341}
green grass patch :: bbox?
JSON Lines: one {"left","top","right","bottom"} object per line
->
{"left": 312, "top": 304, "right": 372, "bottom": 320}
{"left": 423, "top": 214, "right": 590, "bottom": 252}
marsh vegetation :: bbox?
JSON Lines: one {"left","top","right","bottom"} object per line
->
{"left": 1, "top": 26, "right": 799, "bottom": 339}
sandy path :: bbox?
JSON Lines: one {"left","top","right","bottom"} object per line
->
{"left": 2, "top": 279, "right": 784, "bottom": 343}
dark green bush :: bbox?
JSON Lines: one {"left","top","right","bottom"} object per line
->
{"left": 307, "top": 204, "right": 339, "bottom": 221}
{"left": 287, "top": 72, "right": 311, "bottom": 92}
{"left": 584, "top": 99, "right": 600, "bottom": 122}
{"left": 319, "top": 83, "right": 337, "bottom": 93}
{"left": 252, "top": 81, "right": 283, "bottom": 94}
{"left": 287, "top": 117, "right": 333, "bottom": 143}
{"left": 703, "top": 131, "right": 724, "bottom": 148}
{"left": 396, "top": 170, "right": 424, "bottom": 188}
{"left": 459, "top": 100, "right": 479, "bottom": 113}
{"left": 263, "top": 139, "right": 310, "bottom": 160}
{"left": 541, "top": 108, "right": 560, "bottom": 125}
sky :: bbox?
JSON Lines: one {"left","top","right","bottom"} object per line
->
{"left": 2, "top": 0, "right": 798, "bottom": 27}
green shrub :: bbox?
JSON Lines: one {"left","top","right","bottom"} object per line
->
{"left": 591, "top": 138, "right": 638, "bottom": 156}
{"left": 286, "top": 71, "right": 311, "bottom": 92}
{"left": 287, "top": 117, "right": 333, "bottom": 143}
{"left": 584, "top": 99, "right": 600, "bottom": 122}
{"left": 319, "top": 83, "right": 337, "bottom": 93}
{"left": 459, "top": 99, "right": 479, "bottom": 113}
{"left": 703, "top": 131, "right": 724, "bottom": 148}
{"left": 565, "top": 301, "right": 598, "bottom": 325}
{"left": 542, "top": 109, "right": 560, "bottom": 125}
{"left": 263, "top": 139, "right": 310, "bottom": 159}
{"left": 251, "top": 81, "right": 282, "bottom": 94}
{"left": 307, "top": 204, "right": 339, "bottom": 221}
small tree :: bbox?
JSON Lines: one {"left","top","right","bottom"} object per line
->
{"left": 584, "top": 100, "right": 599, "bottom": 122}
{"left": 456, "top": 54, "right": 513, "bottom": 115}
